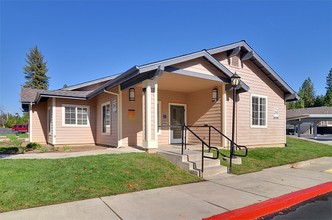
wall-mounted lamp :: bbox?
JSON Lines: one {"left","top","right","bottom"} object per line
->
{"left": 212, "top": 88, "right": 218, "bottom": 102}
{"left": 129, "top": 88, "right": 135, "bottom": 102}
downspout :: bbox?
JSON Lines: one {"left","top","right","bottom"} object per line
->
{"left": 103, "top": 89, "right": 122, "bottom": 147}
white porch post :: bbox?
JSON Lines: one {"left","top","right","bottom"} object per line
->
{"left": 142, "top": 79, "right": 158, "bottom": 152}
{"left": 29, "top": 103, "right": 33, "bottom": 142}
{"left": 52, "top": 98, "right": 56, "bottom": 145}
{"left": 118, "top": 86, "right": 123, "bottom": 147}
{"left": 221, "top": 84, "right": 227, "bottom": 147}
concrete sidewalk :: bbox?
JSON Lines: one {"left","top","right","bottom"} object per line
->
{"left": 0, "top": 157, "right": 331, "bottom": 220}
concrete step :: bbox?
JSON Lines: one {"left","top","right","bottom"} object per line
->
{"left": 186, "top": 158, "right": 221, "bottom": 170}
{"left": 158, "top": 149, "right": 226, "bottom": 179}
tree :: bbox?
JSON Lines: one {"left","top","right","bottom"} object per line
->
{"left": 325, "top": 68, "right": 332, "bottom": 92}
{"left": 324, "top": 68, "right": 332, "bottom": 106}
{"left": 314, "top": 95, "right": 325, "bottom": 107}
{"left": 298, "top": 77, "right": 315, "bottom": 108}
{"left": 0, "top": 106, "right": 7, "bottom": 128}
{"left": 23, "top": 46, "right": 50, "bottom": 89}
{"left": 63, "top": 84, "right": 68, "bottom": 89}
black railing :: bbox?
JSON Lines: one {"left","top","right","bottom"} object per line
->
{"left": 181, "top": 124, "right": 248, "bottom": 175}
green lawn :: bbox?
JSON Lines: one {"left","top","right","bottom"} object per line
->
{"left": 5, "top": 133, "right": 29, "bottom": 139}
{"left": 0, "top": 153, "right": 200, "bottom": 212}
{"left": 219, "top": 137, "right": 332, "bottom": 175}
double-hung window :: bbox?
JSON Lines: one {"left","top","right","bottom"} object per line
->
{"left": 64, "top": 105, "right": 89, "bottom": 126}
{"left": 251, "top": 95, "right": 267, "bottom": 127}
{"left": 102, "top": 102, "right": 111, "bottom": 134}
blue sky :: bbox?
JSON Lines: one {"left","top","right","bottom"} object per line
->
{"left": 0, "top": 0, "right": 331, "bottom": 115}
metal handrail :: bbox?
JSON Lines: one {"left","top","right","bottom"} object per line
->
{"left": 209, "top": 126, "right": 248, "bottom": 157}
{"left": 181, "top": 125, "right": 220, "bottom": 176}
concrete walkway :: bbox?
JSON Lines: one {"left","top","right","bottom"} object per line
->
{"left": 0, "top": 157, "right": 331, "bottom": 220}
{"left": 0, "top": 146, "right": 144, "bottom": 159}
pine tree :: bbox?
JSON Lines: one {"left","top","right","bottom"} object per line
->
{"left": 298, "top": 77, "right": 315, "bottom": 108}
{"left": 23, "top": 46, "right": 50, "bottom": 89}
{"left": 325, "top": 68, "right": 332, "bottom": 92}
{"left": 325, "top": 68, "right": 332, "bottom": 106}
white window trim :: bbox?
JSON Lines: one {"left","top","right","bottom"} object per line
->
{"left": 101, "top": 101, "right": 111, "bottom": 135}
{"left": 62, "top": 104, "right": 90, "bottom": 127}
{"left": 250, "top": 94, "right": 268, "bottom": 128}
{"left": 157, "top": 101, "right": 162, "bottom": 135}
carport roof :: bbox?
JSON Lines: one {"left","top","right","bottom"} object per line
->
{"left": 287, "top": 107, "right": 332, "bottom": 123}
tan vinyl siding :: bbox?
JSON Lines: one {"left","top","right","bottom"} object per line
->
{"left": 95, "top": 89, "right": 118, "bottom": 147}
{"left": 187, "top": 87, "right": 222, "bottom": 147}
{"left": 214, "top": 52, "right": 287, "bottom": 147}
{"left": 55, "top": 99, "right": 96, "bottom": 145}
{"left": 31, "top": 102, "right": 47, "bottom": 144}
{"left": 122, "top": 86, "right": 143, "bottom": 147}
{"left": 173, "top": 58, "right": 227, "bottom": 77}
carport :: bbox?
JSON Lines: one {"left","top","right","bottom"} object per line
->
{"left": 287, "top": 114, "right": 332, "bottom": 138}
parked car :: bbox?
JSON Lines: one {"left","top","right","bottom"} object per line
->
{"left": 12, "top": 124, "right": 28, "bottom": 133}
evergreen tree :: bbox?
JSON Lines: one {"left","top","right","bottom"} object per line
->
{"left": 63, "top": 84, "right": 68, "bottom": 89}
{"left": 23, "top": 46, "right": 50, "bottom": 89}
{"left": 325, "top": 90, "right": 332, "bottom": 107}
{"left": 325, "top": 68, "right": 332, "bottom": 92}
{"left": 314, "top": 95, "right": 325, "bottom": 107}
{"left": 325, "top": 68, "right": 332, "bottom": 106}
{"left": 298, "top": 77, "right": 315, "bottom": 108}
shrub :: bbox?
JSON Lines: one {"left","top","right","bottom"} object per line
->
{"left": 26, "top": 142, "right": 42, "bottom": 149}
{"left": 63, "top": 145, "right": 71, "bottom": 152}
{"left": 18, "top": 146, "right": 27, "bottom": 154}
{"left": 40, "top": 147, "right": 48, "bottom": 153}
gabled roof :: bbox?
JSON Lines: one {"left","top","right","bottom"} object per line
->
{"left": 21, "top": 88, "right": 91, "bottom": 104}
{"left": 21, "top": 41, "right": 298, "bottom": 105}
{"left": 61, "top": 74, "right": 120, "bottom": 91}
{"left": 88, "top": 49, "right": 249, "bottom": 99}
{"left": 207, "top": 40, "right": 298, "bottom": 101}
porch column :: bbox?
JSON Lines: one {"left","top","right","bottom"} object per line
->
{"left": 313, "top": 121, "right": 318, "bottom": 139}
{"left": 142, "top": 79, "right": 158, "bottom": 152}
{"left": 297, "top": 122, "right": 302, "bottom": 137}
{"left": 118, "top": 86, "right": 123, "bottom": 147}
{"left": 221, "top": 84, "right": 227, "bottom": 147}
{"left": 29, "top": 103, "right": 33, "bottom": 142}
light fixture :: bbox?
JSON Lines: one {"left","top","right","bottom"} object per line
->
{"left": 129, "top": 88, "right": 135, "bottom": 102}
{"left": 229, "top": 72, "right": 241, "bottom": 174}
{"left": 230, "top": 72, "right": 241, "bottom": 87}
{"left": 212, "top": 88, "right": 218, "bottom": 102}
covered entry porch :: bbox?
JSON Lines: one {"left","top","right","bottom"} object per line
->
{"left": 121, "top": 68, "right": 231, "bottom": 152}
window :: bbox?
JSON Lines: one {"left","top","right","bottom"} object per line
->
{"left": 251, "top": 95, "right": 267, "bottom": 127}
{"left": 63, "top": 105, "right": 89, "bottom": 126}
{"left": 102, "top": 102, "right": 110, "bottom": 134}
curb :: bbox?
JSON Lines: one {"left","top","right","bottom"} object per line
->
{"left": 204, "top": 181, "right": 332, "bottom": 220}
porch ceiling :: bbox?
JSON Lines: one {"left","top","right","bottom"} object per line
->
{"left": 157, "top": 72, "right": 222, "bottom": 93}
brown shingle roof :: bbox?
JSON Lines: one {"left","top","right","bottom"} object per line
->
{"left": 287, "top": 107, "right": 332, "bottom": 119}
{"left": 21, "top": 88, "right": 92, "bottom": 103}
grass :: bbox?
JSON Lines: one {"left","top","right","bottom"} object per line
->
{"left": 5, "top": 133, "right": 28, "bottom": 139}
{"left": 217, "top": 137, "right": 332, "bottom": 175}
{"left": 0, "top": 153, "right": 200, "bottom": 212}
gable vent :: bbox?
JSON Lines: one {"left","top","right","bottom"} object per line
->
{"left": 231, "top": 56, "right": 239, "bottom": 67}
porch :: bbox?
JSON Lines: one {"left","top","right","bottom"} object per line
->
{"left": 120, "top": 69, "right": 230, "bottom": 152}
